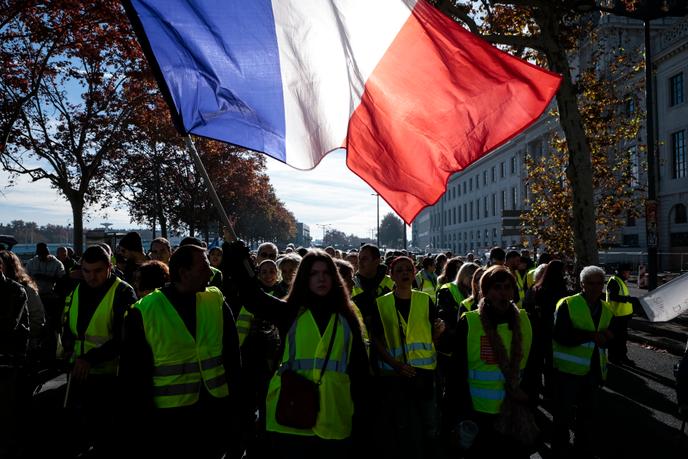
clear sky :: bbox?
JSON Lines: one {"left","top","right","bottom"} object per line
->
{"left": 0, "top": 149, "right": 397, "bottom": 240}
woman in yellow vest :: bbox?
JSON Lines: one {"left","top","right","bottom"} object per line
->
{"left": 371, "top": 256, "right": 445, "bottom": 459}
{"left": 552, "top": 265, "right": 613, "bottom": 458}
{"left": 414, "top": 256, "right": 438, "bottom": 297}
{"left": 229, "top": 246, "right": 370, "bottom": 458}
{"left": 444, "top": 265, "right": 534, "bottom": 458}
{"left": 458, "top": 266, "right": 485, "bottom": 316}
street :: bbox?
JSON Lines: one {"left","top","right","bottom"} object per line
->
{"left": 529, "top": 342, "right": 686, "bottom": 458}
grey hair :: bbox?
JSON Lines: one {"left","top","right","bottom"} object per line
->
{"left": 257, "top": 242, "right": 278, "bottom": 254}
{"left": 278, "top": 252, "right": 302, "bottom": 267}
{"left": 580, "top": 265, "right": 605, "bottom": 283}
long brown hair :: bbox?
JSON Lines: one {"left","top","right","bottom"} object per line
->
{"left": 0, "top": 250, "right": 38, "bottom": 291}
{"left": 286, "top": 250, "right": 358, "bottom": 327}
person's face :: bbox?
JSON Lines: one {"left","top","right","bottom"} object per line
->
{"left": 621, "top": 270, "right": 631, "bottom": 280}
{"left": 208, "top": 250, "right": 222, "bottom": 268}
{"left": 259, "top": 263, "right": 278, "bottom": 287}
{"left": 357, "top": 249, "right": 379, "bottom": 278}
{"left": 391, "top": 260, "right": 415, "bottom": 288}
{"left": 308, "top": 260, "right": 333, "bottom": 297}
{"left": 179, "top": 251, "right": 212, "bottom": 293}
{"left": 118, "top": 246, "right": 130, "bottom": 261}
{"left": 325, "top": 247, "right": 336, "bottom": 257}
{"left": 256, "top": 246, "right": 277, "bottom": 264}
{"left": 505, "top": 257, "right": 519, "bottom": 270}
{"left": 56, "top": 248, "right": 68, "bottom": 262}
{"left": 81, "top": 260, "right": 111, "bottom": 289}
{"left": 581, "top": 274, "right": 605, "bottom": 301}
{"left": 345, "top": 253, "right": 358, "bottom": 271}
{"left": 426, "top": 263, "right": 436, "bottom": 274}
{"left": 485, "top": 279, "right": 514, "bottom": 311}
{"left": 280, "top": 262, "right": 298, "bottom": 286}
{"left": 150, "top": 242, "right": 171, "bottom": 264}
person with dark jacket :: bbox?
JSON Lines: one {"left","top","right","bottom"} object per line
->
{"left": 522, "top": 260, "right": 570, "bottom": 401}
{"left": 224, "top": 241, "right": 370, "bottom": 459}
{"left": 61, "top": 245, "right": 137, "bottom": 458}
{"left": 606, "top": 264, "right": 638, "bottom": 366}
{"left": 120, "top": 244, "right": 241, "bottom": 459}
{"left": 0, "top": 268, "right": 29, "bottom": 459}
{"left": 117, "top": 231, "right": 148, "bottom": 284}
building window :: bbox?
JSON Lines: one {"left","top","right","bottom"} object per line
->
{"left": 469, "top": 178, "right": 473, "bottom": 192}
{"left": 463, "top": 182, "right": 467, "bottom": 194}
{"left": 511, "top": 187, "right": 518, "bottom": 210}
{"left": 673, "top": 130, "right": 686, "bottom": 179}
{"left": 483, "top": 171, "right": 487, "bottom": 185}
{"left": 510, "top": 156, "right": 516, "bottom": 174}
{"left": 476, "top": 175, "right": 480, "bottom": 190}
{"left": 464, "top": 203, "right": 467, "bottom": 222}
{"left": 484, "top": 196, "right": 488, "bottom": 218}
{"left": 470, "top": 202, "right": 473, "bottom": 220}
{"left": 500, "top": 162, "right": 505, "bottom": 178}
{"left": 626, "top": 211, "right": 636, "bottom": 227}
{"left": 492, "top": 194, "right": 496, "bottom": 216}
{"left": 453, "top": 207, "right": 456, "bottom": 225}
{"left": 491, "top": 166, "right": 495, "bottom": 182}
{"left": 476, "top": 200, "right": 480, "bottom": 220}
{"left": 501, "top": 190, "right": 506, "bottom": 212}
{"left": 674, "top": 204, "right": 688, "bottom": 224}
{"left": 670, "top": 72, "right": 684, "bottom": 106}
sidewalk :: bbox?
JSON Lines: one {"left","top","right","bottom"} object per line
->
{"left": 627, "top": 285, "right": 688, "bottom": 356}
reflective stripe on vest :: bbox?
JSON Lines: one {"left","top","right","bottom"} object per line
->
{"left": 465, "top": 309, "right": 532, "bottom": 414}
{"left": 376, "top": 291, "right": 437, "bottom": 371}
{"left": 67, "top": 276, "right": 122, "bottom": 375}
{"left": 266, "top": 309, "right": 353, "bottom": 440}
{"left": 135, "top": 287, "right": 229, "bottom": 408}
{"left": 236, "top": 306, "right": 253, "bottom": 347}
{"left": 606, "top": 275, "right": 633, "bottom": 317}
{"left": 553, "top": 294, "right": 613, "bottom": 380}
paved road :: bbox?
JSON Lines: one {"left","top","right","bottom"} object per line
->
{"left": 529, "top": 342, "right": 686, "bottom": 458}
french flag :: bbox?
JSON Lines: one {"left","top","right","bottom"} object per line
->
{"left": 124, "top": 0, "right": 561, "bottom": 223}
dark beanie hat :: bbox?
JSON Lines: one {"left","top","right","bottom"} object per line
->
{"left": 119, "top": 231, "right": 143, "bottom": 253}
{"left": 180, "top": 236, "right": 204, "bottom": 247}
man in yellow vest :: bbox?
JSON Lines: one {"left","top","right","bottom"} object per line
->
{"left": 61, "top": 245, "right": 137, "bottom": 457}
{"left": 119, "top": 244, "right": 241, "bottom": 458}
{"left": 606, "top": 263, "right": 637, "bottom": 366}
{"left": 351, "top": 245, "right": 394, "bottom": 322}
{"left": 552, "top": 265, "right": 613, "bottom": 458}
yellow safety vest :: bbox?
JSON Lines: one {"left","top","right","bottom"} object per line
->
{"left": 526, "top": 268, "right": 536, "bottom": 290}
{"left": 465, "top": 309, "right": 532, "bottom": 414}
{"left": 237, "top": 287, "right": 278, "bottom": 347}
{"left": 606, "top": 275, "right": 633, "bottom": 317}
{"left": 514, "top": 270, "right": 526, "bottom": 308}
{"left": 135, "top": 287, "right": 229, "bottom": 408}
{"left": 66, "top": 277, "right": 122, "bottom": 375}
{"left": 438, "top": 282, "right": 465, "bottom": 308}
{"left": 266, "top": 309, "right": 353, "bottom": 439}
{"left": 460, "top": 297, "right": 476, "bottom": 313}
{"left": 351, "top": 274, "right": 395, "bottom": 299}
{"left": 376, "top": 291, "right": 437, "bottom": 371}
{"left": 415, "top": 271, "right": 437, "bottom": 297}
{"left": 553, "top": 294, "right": 613, "bottom": 380}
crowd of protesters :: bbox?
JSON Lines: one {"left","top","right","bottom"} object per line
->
{"left": 0, "top": 232, "right": 643, "bottom": 458}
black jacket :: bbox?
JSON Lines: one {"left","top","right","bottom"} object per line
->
{"left": 0, "top": 274, "right": 29, "bottom": 364}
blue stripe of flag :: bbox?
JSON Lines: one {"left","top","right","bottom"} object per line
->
{"left": 130, "top": 0, "right": 286, "bottom": 161}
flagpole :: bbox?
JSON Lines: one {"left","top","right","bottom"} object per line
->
{"left": 185, "top": 135, "right": 237, "bottom": 241}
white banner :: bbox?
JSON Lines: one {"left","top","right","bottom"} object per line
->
{"left": 639, "top": 272, "right": 688, "bottom": 322}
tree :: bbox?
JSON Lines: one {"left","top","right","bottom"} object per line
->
{"left": 433, "top": 0, "right": 638, "bottom": 270}
{"left": 522, "top": 29, "right": 645, "bottom": 256}
{"left": 1, "top": 1, "right": 153, "bottom": 254}
{"left": 379, "top": 212, "right": 404, "bottom": 248}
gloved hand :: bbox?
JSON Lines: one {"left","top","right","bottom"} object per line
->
{"left": 222, "top": 239, "right": 255, "bottom": 282}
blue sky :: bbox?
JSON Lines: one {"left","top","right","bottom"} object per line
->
{"left": 0, "top": 149, "right": 396, "bottom": 240}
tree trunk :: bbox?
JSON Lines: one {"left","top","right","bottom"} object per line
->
{"left": 70, "top": 197, "right": 85, "bottom": 256}
{"left": 159, "top": 212, "right": 168, "bottom": 239}
{"left": 549, "top": 46, "right": 599, "bottom": 272}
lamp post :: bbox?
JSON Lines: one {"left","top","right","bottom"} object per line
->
{"left": 372, "top": 193, "right": 380, "bottom": 247}
{"left": 599, "top": 0, "right": 688, "bottom": 290}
